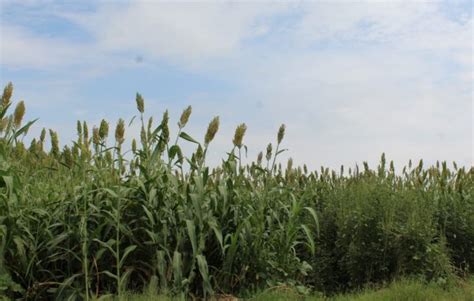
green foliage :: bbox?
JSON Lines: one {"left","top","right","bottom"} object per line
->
{"left": 0, "top": 83, "right": 473, "bottom": 299}
{"left": 0, "top": 273, "right": 24, "bottom": 300}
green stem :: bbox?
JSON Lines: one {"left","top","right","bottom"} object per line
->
{"left": 271, "top": 143, "right": 280, "bottom": 174}
{"left": 82, "top": 192, "right": 90, "bottom": 301}
{"left": 238, "top": 147, "right": 242, "bottom": 171}
{"left": 116, "top": 197, "right": 121, "bottom": 298}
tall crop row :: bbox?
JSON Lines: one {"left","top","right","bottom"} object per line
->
{"left": 0, "top": 83, "right": 473, "bottom": 300}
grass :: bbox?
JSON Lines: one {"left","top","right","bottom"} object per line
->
{"left": 0, "top": 82, "right": 473, "bottom": 300}
{"left": 328, "top": 280, "right": 474, "bottom": 301}
{"left": 96, "top": 278, "right": 474, "bottom": 300}
{"left": 265, "top": 278, "right": 474, "bottom": 301}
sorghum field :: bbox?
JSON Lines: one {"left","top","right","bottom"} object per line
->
{"left": 1, "top": 82, "right": 473, "bottom": 300}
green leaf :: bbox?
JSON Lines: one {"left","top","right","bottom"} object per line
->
{"left": 172, "top": 251, "right": 183, "bottom": 288}
{"left": 168, "top": 145, "right": 182, "bottom": 160}
{"left": 301, "top": 224, "right": 315, "bottom": 255}
{"left": 119, "top": 268, "right": 134, "bottom": 290}
{"left": 93, "top": 238, "right": 117, "bottom": 256}
{"left": 101, "top": 188, "right": 119, "bottom": 198}
{"left": 209, "top": 222, "right": 224, "bottom": 254}
{"left": 128, "top": 115, "right": 137, "bottom": 126}
{"left": 186, "top": 220, "right": 197, "bottom": 255}
{"left": 196, "top": 255, "right": 213, "bottom": 296}
{"left": 119, "top": 245, "right": 137, "bottom": 269}
{"left": 179, "top": 132, "right": 200, "bottom": 144}
{"left": 102, "top": 270, "right": 119, "bottom": 281}
{"left": 304, "top": 207, "right": 319, "bottom": 237}
{"left": 12, "top": 119, "right": 38, "bottom": 140}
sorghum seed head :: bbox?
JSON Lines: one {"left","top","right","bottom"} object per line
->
{"left": 204, "top": 116, "right": 220, "bottom": 145}
{"left": 105, "top": 151, "right": 112, "bottom": 163}
{"left": 257, "top": 151, "right": 263, "bottom": 165}
{"left": 49, "top": 129, "right": 59, "bottom": 156}
{"left": 29, "top": 139, "right": 37, "bottom": 152}
{"left": 232, "top": 123, "right": 247, "bottom": 148}
{"left": 63, "top": 146, "right": 73, "bottom": 167}
{"left": 37, "top": 140, "right": 44, "bottom": 152}
{"left": 179, "top": 105, "right": 192, "bottom": 128}
{"left": 83, "top": 121, "right": 89, "bottom": 141}
{"left": 14, "top": 142, "right": 25, "bottom": 157}
{"left": 76, "top": 120, "right": 82, "bottom": 136}
{"left": 99, "top": 119, "right": 109, "bottom": 140}
{"left": 72, "top": 145, "right": 79, "bottom": 158}
{"left": 0, "top": 118, "right": 8, "bottom": 133}
{"left": 147, "top": 117, "right": 153, "bottom": 133}
{"left": 92, "top": 127, "right": 100, "bottom": 145}
{"left": 266, "top": 143, "right": 272, "bottom": 161}
{"left": 1, "top": 82, "right": 13, "bottom": 108}
{"left": 136, "top": 93, "right": 145, "bottom": 114}
{"left": 13, "top": 101, "right": 25, "bottom": 128}
{"left": 363, "top": 161, "right": 369, "bottom": 172}
{"left": 195, "top": 145, "right": 204, "bottom": 161}
{"left": 40, "top": 128, "right": 47, "bottom": 142}
{"left": 115, "top": 118, "right": 125, "bottom": 145}
{"left": 132, "top": 139, "right": 137, "bottom": 153}
{"left": 161, "top": 110, "right": 170, "bottom": 143}
{"left": 287, "top": 157, "right": 293, "bottom": 171}
{"left": 277, "top": 124, "right": 286, "bottom": 144}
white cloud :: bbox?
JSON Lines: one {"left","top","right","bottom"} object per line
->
{"left": 1, "top": 24, "right": 79, "bottom": 68}
{"left": 60, "top": 2, "right": 288, "bottom": 65}
{"left": 0, "top": 1, "right": 472, "bottom": 169}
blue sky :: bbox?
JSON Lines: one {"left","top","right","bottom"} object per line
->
{"left": 1, "top": 0, "right": 472, "bottom": 169}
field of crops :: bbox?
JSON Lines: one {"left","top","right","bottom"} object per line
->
{"left": 1, "top": 82, "right": 473, "bottom": 300}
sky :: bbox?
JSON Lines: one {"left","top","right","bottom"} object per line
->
{"left": 0, "top": 0, "right": 472, "bottom": 170}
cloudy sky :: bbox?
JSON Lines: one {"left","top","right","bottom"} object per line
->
{"left": 0, "top": 0, "right": 472, "bottom": 169}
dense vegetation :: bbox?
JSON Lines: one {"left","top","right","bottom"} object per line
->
{"left": 0, "top": 82, "right": 473, "bottom": 300}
